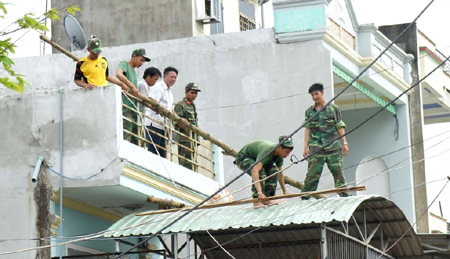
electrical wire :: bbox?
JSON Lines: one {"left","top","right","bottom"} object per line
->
{"left": 115, "top": 1, "right": 437, "bottom": 257}
{"left": 376, "top": 178, "right": 450, "bottom": 259}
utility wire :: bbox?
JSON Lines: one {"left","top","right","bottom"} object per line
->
{"left": 377, "top": 177, "right": 450, "bottom": 259}
{"left": 115, "top": 1, "right": 436, "bottom": 257}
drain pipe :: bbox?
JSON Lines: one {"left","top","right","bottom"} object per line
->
{"left": 59, "top": 86, "right": 64, "bottom": 259}
{"left": 31, "top": 156, "right": 45, "bottom": 184}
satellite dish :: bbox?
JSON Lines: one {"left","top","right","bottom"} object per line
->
{"left": 64, "top": 15, "right": 86, "bottom": 52}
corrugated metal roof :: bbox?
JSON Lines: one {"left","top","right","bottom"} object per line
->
{"left": 105, "top": 195, "right": 423, "bottom": 257}
{"left": 106, "top": 195, "right": 367, "bottom": 237}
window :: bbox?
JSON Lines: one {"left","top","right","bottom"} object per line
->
{"left": 240, "top": 13, "right": 256, "bottom": 31}
{"left": 239, "top": 0, "right": 256, "bottom": 31}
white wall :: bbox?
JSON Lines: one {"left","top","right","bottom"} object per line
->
{"left": 342, "top": 105, "right": 416, "bottom": 224}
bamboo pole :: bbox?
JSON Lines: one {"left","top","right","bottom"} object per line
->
{"left": 147, "top": 197, "right": 186, "bottom": 209}
{"left": 136, "top": 186, "right": 366, "bottom": 216}
{"left": 41, "top": 37, "right": 320, "bottom": 197}
{"left": 40, "top": 34, "right": 79, "bottom": 62}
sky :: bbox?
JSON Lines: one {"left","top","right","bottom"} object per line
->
{"left": 3, "top": 0, "right": 450, "bottom": 224}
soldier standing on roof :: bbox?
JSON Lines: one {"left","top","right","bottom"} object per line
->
{"left": 174, "top": 83, "right": 201, "bottom": 171}
{"left": 302, "top": 83, "right": 350, "bottom": 199}
{"left": 235, "top": 136, "right": 294, "bottom": 209}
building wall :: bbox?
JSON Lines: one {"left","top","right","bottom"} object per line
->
{"left": 51, "top": 0, "right": 194, "bottom": 50}
{"left": 6, "top": 27, "right": 332, "bottom": 196}
{"left": 342, "top": 106, "right": 416, "bottom": 225}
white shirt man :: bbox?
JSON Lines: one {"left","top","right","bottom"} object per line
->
{"left": 145, "top": 66, "right": 178, "bottom": 157}
{"left": 147, "top": 80, "right": 174, "bottom": 129}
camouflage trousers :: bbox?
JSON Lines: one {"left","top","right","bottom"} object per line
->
{"left": 236, "top": 154, "right": 279, "bottom": 198}
{"left": 178, "top": 141, "right": 197, "bottom": 171}
{"left": 302, "top": 149, "right": 349, "bottom": 198}
{"left": 122, "top": 99, "right": 139, "bottom": 145}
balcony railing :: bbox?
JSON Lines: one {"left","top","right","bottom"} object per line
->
{"left": 122, "top": 93, "right": 216, "bottom": 178}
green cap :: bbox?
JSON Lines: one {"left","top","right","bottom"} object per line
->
{"left": 132, "top": 48, "right": 151, "bottom": 62}
{"left": 278, "top": 135, "right": 294, "bottom": 148}
{"left": 87, "top": 38, "right": 103, "bottom": 53}
{"left": 185, "top": 82, "right": 201, "bottom": 92}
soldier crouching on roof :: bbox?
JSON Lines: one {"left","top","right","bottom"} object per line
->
{"left": 235, "top": 136, "right": 294, "bottom": 209}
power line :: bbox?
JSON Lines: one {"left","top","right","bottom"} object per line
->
{"left": 115, "top": 2, "right": 436, "bottom": 257}
{"left": 197, "top": 41, "right": 450, "bottom": 112}
{"left": 377, "top": 177, "right": 450, "bottom": 259}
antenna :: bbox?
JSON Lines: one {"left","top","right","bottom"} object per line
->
{"left": 64, "top": 15, "right": 86, "bottom": 52}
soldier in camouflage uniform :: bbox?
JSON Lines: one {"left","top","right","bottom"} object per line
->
{"left": 235, "top": 136, "right": 294, "bottom": 209}
{"left": 302, "top": 83, "right": 350, "bottom": 198}
{"left": 174, "top": 83, "right": 201, "bottom": 170}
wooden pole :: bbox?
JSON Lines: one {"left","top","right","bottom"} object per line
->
{"left": 147, "top": 196, "right": 186, "bottom": 209}
{"left": 136, "top": 186, "right": 366, "bottom": 216}
{"left": 40, "top": 34, "right": 79, "bottom": 62}
{"left": 41, "top": 37, "right": 321, "bottom": 197}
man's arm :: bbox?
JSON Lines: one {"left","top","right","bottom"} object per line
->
{"left": 303, "top": 128, "right": 311, "bottom": 159}
{"left": 74, "top": 61, "right": 95, "bottom": 90}
{"left": 278, "top": 169, "right": 289, "bottom": 195}
{"left": 251, "top": 162, "right": 266, "bottom": 201}
{"left": 337, "top": 127, "right": 349, "bottom": 156}
{"left": 74, "top": 79, "right": 95, "bottom": 90}
{"left": 116, "top": 68, "right": 139, "bottom": 97}
{"left": 106, "top": 75, "right": 128, "bottom": 92}
{"left": 174, "top": 104, "right": 190, "bottom": 130}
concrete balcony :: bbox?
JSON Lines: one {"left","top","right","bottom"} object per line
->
{"left": 1, "top": 85, "right": 223, "bottom": 218}
{"left": 419, "top": 47, "right": 450, "bottom": 124}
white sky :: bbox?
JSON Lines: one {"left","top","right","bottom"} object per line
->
{"left": 3, "top": 0, "right": 450, "bottom": 223}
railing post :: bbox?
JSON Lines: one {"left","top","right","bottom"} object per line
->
{"left": 320, "top": 223, "right": 327, "bottom": 259}
{"left": 174, "top": 234, "right": 178, "bottom": 259}
{"left": 213, "top": 145, "right": 224, "bottom": 185}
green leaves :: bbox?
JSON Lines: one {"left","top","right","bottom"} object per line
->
{"left": 0, "top": 4, "right": 81, "bottom": 93}
{"left": 67, "top": 6, "right": 81, "bottom": 16}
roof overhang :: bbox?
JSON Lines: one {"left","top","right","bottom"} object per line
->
{"left": 105, "top": 195, "right": 423, "bottom": 257}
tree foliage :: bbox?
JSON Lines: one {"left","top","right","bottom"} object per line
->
{"left": 0, "top": 2, "right": 80, "bottom": 93}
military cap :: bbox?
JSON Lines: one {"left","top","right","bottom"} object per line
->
{"left": 132, "top": 48, "right": 151, "bottom": 62}
{"left": 87, "top": 37, "right": 103, "bottom": 53}
{"left": 185, "top": 82, "right": 201, "bottom": 92}
{"left": 278, "top": 135, "right": 294, "bottom": 148}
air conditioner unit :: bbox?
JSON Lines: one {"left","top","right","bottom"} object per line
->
{"left": 196, "top": 0, "right": 222, "bottom": 24}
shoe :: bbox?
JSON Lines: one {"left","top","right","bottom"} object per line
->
{"left": 253, "top": 202, "right": 267, "bottom": 209}
{"left": 339, "top": 192, "right": 351, "bottom": 197}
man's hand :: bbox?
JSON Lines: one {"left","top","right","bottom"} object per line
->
{"left": 303, "top": 148, "right": 309, "bottom": 160}
{"left": 85, "top": 83, "right": 95, "bottom": 90}
{"left": 120, "top": 83, "right": 128, "bottom": 92}
{"left": 131, "top": 86, "right": 139, "bottom": 97}
{"left": 283, "top": 190, "right": 291, "bottom": 195}
{"left": 257, "top": 193, "right": 267, "bottom": 201}
{"left": 342, "top": 144, "right": 349, "bottom": 156}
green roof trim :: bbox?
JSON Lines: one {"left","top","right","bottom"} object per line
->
{"left": 333, "top": 65, "right": 396, "bottom": 115}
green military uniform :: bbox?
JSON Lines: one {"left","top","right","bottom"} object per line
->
{"left": 119, "top": 61, "right": 139, "bottom": 145}
{"left": 174, "top": 83, "right": 200, "bottom": 170}
{"left": 302, "top": 103, "right": 349, "bottom": 197}
{"left": 236, "top": 137, "right": 293, "bottom": 199}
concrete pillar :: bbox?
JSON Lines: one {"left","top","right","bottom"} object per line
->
{"left": 379, "top": 23, "right": 429, "bottom": 233}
